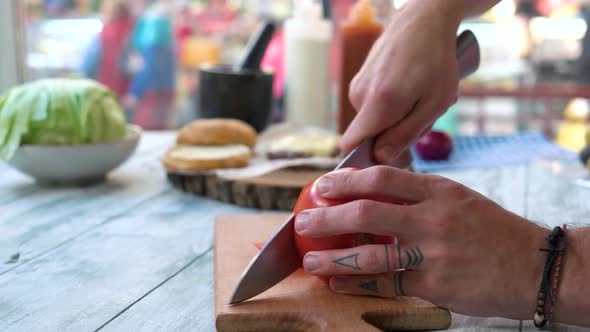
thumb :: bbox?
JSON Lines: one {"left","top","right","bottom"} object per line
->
{"left": 340, "top": 96, "right": 413, "bottom": 156}
{"left": 374, "top": 99, "right": 441, "bottom": 165}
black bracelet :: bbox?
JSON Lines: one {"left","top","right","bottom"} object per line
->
{"left": 533, "top": 225, "right": 567, "bottom": 329}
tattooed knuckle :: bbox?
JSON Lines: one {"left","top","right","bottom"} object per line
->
{"left": 358, "top": 279, "right": 380, "bottom": 294}
{"left": 401, "top": 246, "right": 425, "bottom": 269}
{"left": 333, "top": 253, "right": 362, "bottom": 271}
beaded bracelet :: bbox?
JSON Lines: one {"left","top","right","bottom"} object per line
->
{"left": 533, "top": 225, "right": 567, "bottom": 329}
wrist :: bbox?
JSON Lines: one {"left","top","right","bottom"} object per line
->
{"left": 510, "top": 221, "right": 550, "bottom": 320}
{"left": 404, "top": 0, "right": 464, "bottom": 28}
{"left": 401, "top": 0, "right": 463, "bottom": 40}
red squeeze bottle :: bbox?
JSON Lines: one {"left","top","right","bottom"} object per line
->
{"left": 338, "top": 0, "right": 384, "bottom": 134}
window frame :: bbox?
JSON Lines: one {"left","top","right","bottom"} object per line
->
{"left": 0, "top": 0, "right": 25, "bottom": 93}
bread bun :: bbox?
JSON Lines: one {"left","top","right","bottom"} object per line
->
{"left": 177, "top": 119, "right": 257, "bottom": 148}
{"left": 162, "top": 145, "right": 251, "bottom": 172}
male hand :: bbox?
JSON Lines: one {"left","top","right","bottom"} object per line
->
{"left": 295, "top": 166, "right": 548, "bottom": 319}
{"left": 342, "top": 2, "right": 463, "bottom": 164}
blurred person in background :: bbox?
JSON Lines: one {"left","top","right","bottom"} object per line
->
{"left": 82, "top": 0, "right": 135, "bottom": 100}
{"left": 173, "top": 3, "right": 199, "bottom": 128}
{"left": 44, "top": 0, "right": 76, "bottom": 16}
{"left": 175, "top": 4, "right": 194, "bottom": 57}
{"left": 194, "top": 0, "right": 236, "bottom": 36}
{"left": 125, "top": 0, "right": 176, "bottom": 130}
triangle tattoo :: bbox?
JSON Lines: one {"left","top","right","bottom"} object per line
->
{"left": 359, "top": 279, "right": 379, "bottom": 293}
{"left": 332, "top": 253, "right": 361, "bottom": 270}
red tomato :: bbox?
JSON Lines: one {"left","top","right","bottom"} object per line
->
{"left": 293, "top": 168, "right": 402, "bottom": 281}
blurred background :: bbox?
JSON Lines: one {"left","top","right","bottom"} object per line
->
{"left": 3, "top": 0, "right": 590, "bottom": 145}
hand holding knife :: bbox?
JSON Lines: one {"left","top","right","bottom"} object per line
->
{"left": 229, "top": 30, "right": 481, "bottom": 305}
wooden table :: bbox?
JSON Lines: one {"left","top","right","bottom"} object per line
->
{"left": 1, "top": 132, "right": 588, "bottom": 332}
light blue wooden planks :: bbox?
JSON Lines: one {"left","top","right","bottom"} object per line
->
{"left": 524, "top": 161, "right": 590, "bottom": 228}
{"left": 0, "top": 194, "right": 251, "bottom": 332}
{"left": 438, "top": 165, "right": 526, "bottom": 216}
{"left": 99, "top": 251, "right": 216, "bottom": 332}
{"left": 0, "top": 134, "right": 175, "bottom": 274}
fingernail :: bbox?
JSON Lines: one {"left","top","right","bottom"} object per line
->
{"left": 330, "top": 277, "right": 346, "bottom": 292}
{"left": 316, "top": 176, "right": 333, "bottom": 195}
{"left": 377, "top": 145, "right": 395, "bottom": 164}
{"left": 295, "top": 213, "right": 311, "bottom": 233}
{"left": 303, "top": 254, "right": 319, "bottom": 272}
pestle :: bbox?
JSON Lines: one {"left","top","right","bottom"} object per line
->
{"left": 235, "top": 20, "right": 276, "bottom": 70}
{"left": 321, "top": 0, "right": 332, "bottom": 19}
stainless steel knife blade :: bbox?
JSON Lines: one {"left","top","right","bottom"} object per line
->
{"left": 228, "top": 213, "right": 299, "bottom": 304}
{"left": 228, "top": 29, "right": 481, "bottom": 305}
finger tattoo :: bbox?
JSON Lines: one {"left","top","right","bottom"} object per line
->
{"left": 359, "top": 279, "right": 379, "bottom": 294}
{"left": 384, "top": 245, "right": 392, "bottom": 272}
{"left": 396, "top": 242, "right": 402, "bottom": 271}
{"left": 393, "top": 272, "right": 405, "bottom": 296}
{"left": 403, "top": 247, "right": 424, "bottom": 269}
{"left": 332, "top": 253, "right": 362, "bottom": 270}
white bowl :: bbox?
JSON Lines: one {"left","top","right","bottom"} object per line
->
{"left": 7, "top": 125, "right": 142, "bottom": 186}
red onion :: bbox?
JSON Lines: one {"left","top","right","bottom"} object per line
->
{"left": 415, "top": 131, "right": 453, "bottom": 161}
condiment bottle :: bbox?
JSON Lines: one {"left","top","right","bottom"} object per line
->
{"left": 284, "top": 0, "right": 333, "bottom": 128}
{"left": 338, "top": 0, "right": 383, "bottom": 134}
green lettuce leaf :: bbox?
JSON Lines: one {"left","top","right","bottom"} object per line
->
{"left": 0, "top": 79, "right": 127, "bottom": 161}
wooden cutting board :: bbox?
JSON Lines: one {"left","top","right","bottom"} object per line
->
{"left": 214, "top": 214, "right": 451, "bottom": 332}
{"left": 168, "top": 168, "right": 327, "bottom": 210}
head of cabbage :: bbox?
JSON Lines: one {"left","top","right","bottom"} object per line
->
{"left": 0, "top": 79, "right": 127, "bottom": 161}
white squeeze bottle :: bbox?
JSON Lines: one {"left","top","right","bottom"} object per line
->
{"left": 284, "top": 0, "right": 333, "bottom": 128}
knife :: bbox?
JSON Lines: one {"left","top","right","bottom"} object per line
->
{"left": 229, "top": 29, "right": 481, "bottom": 305}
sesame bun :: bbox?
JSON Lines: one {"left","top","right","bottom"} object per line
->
{"left": 177, "top": 119, "right": 257, "bottom": 148}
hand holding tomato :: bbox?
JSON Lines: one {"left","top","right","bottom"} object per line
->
{"left": 294, "top": 168, "right": 400, "bottom": 254}
{"left": 294, "top": 166, "right": 551, "bottom": 320}
{"left": 293, "top": 168, "right": 400, "bottom": 282}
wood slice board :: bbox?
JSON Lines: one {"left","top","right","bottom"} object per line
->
{"left": 215, "top": 214, "right": 451, "bottom": 332}
{"left": 167, "top": 168, "right": 327, "bottom": 210}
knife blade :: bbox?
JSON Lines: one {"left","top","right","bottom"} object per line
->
{"left": 229, "top": 29, "right": 481, "bottom": 305}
